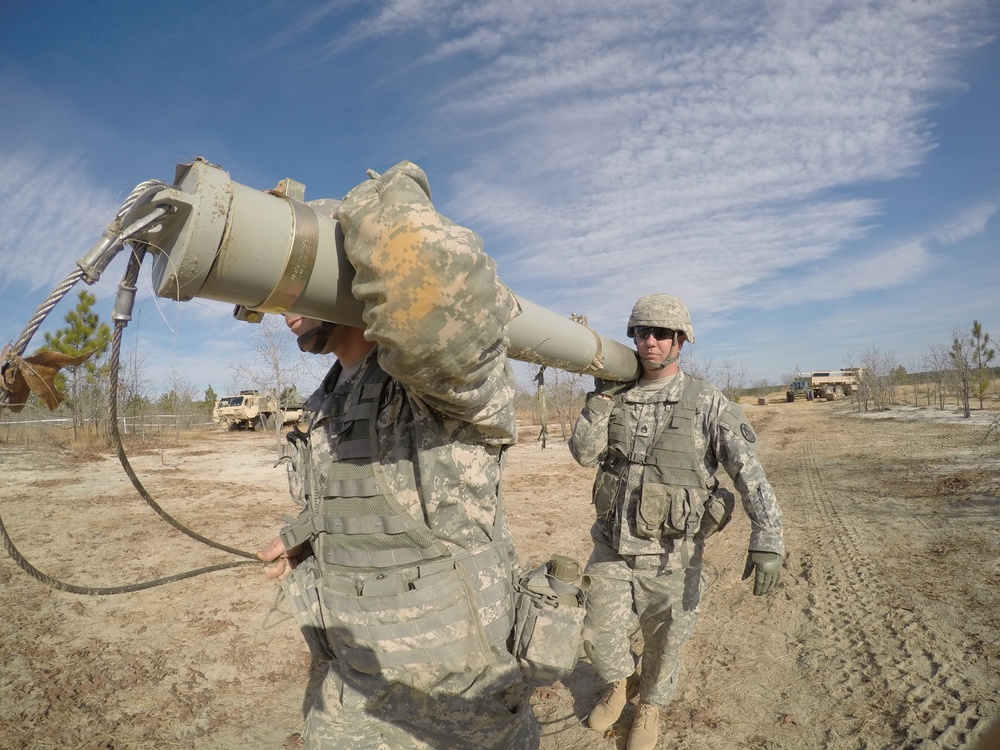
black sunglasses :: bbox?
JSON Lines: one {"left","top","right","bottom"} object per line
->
{"left": 633, "top": 326, "right": 676, "bottom": 341}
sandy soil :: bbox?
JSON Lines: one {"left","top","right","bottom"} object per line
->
{"left": 1, "top": 397, "right": 998, "bottom": 749}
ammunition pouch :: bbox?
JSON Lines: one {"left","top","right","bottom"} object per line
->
{"left": 512, "top": 555, "right": 589, "bottom": 684}
{"left": 635, "top": 474, "right": 709, "bottom": 540}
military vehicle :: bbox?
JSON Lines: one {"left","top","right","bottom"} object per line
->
{"left": 213, "top": 390, "right": 303, "bottom": 430}
{"left": 786, "top": 368, "right": 862, "bottom": 402}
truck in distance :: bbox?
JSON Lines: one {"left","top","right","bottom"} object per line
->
{"left": 786, "top": 368, "right": 862, "bottom": 402}
{"left": 212, "top": 390, "right": 303, "bottom": 430}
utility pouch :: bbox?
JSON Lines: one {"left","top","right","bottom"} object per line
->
{"left": 696, "top": 487, "right": 736, "bottom": 540}
{"left": 512, "top": 555, "right": 589, "bottom": 684}
{"left": 636, "top": 475, "right": 711, "bottom": 540}
{"left": 318, "top": 561, "right": 495, "bottom": 676}
{"left": 635, "top": 481, "right": 694, "bottom": 540}
{"left": 314, "top": 542, "right": 512, "bottom": 677}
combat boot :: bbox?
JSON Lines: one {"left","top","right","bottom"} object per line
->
{"left": 588, "top": 678, "right": 628, "bottom": 731}
{"left": 627, "top": 702, "right": 659, "bottom": 750}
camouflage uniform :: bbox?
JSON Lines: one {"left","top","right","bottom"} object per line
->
{"left": 279, "top": 162, "right": 538, "bottom": 749}
{"left": 570, "top": 370, "right": 784, "bottom": 706}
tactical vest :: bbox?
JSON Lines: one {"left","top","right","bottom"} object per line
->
{"left": 280, "top": 358, "right": 514, "bottom": 674}
{"left": 600, "top": 376, "right": 715, "bottom": 539}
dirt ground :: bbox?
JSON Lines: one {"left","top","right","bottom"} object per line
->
{"left": 1, "top": 396, "right": 999, "bottom": 750}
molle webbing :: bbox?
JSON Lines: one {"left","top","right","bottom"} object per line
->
{"left": 281, "top": 358, "right": 515, "bottom": 667}
{"left": 331, "top": 542, "right": 514, "bottom": 672}
{"left": 315, "top": 365, "right": 447, "bottom": 571}
{"left": 606, "top": 377, "right": 709, "bottom": 491}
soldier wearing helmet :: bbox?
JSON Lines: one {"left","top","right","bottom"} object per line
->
{"left": 569, "top": 293, "right": 785, "bottom": 750}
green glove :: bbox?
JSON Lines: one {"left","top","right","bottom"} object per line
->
{"left": 742, "top": 550, "right": 782, "bottom": 596}
{"left": 593, "top": 376, "right": 632, "bottom": 397}
{"left": 592, "top": 377, "right": 616, "bottom": 394}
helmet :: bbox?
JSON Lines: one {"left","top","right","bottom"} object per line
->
{"left": 626, "top": 294, "right": 695, "bottom": 343}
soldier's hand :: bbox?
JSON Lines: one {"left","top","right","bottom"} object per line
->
{"left": 741, "top": 550, "right": 782, "bottom": 596}
{"left": 257, "top": 536, "right": 303, "bottom": 581}
{"left": 592, "top": 377, "right": 620, "bottom": 399}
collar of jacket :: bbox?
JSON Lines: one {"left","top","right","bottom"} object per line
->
{"left": 620, "top": 369, "right": 687, "bottom": 404}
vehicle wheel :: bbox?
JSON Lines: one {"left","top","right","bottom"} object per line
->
{"left": 806, "top": 390, "right": 814, "bottom": 401}
{"left": 252, "top": 415, "right": 265, "bottom": 431}
{"left": 786, "top": 392, "right": 794, "bottom": 402}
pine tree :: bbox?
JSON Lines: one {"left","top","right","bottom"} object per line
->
{"left": 204, "top": 385, "right": 219, "bottom": 416}
{"left": 40, "top": 290, "right": 112, "bottom": 436}
{"left": 970, "top": 320, "right": 995, "bottom": 410}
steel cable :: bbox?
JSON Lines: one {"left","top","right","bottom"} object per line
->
{"left": 1, "top": 182, "right": 263, "bottom": 594}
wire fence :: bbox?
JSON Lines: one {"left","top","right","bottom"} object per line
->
{"left": 0, "top": 413, "right": 219, "bottom": 446}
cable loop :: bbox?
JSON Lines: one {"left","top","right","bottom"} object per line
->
{"left": 1, "top": 179, "right": 263, "bottom": 595}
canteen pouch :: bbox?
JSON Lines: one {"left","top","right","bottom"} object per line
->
{"left": 512, "top": 558, "right": 589, "bottom": 683}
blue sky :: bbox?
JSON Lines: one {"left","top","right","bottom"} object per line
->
{"left": 1, "top": 1, "right": 998, "bottom": 400}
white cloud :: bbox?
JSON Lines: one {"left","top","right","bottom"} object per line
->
{"left": 745, "top": 240, "right": 936, "bottom": 311}
{"left": 399, "top": 0, "right": 991, "bottom": 324}
{"left": 932, "top": 201, "right": 999, "bottom": 245}
{"left": 0, "top": 149, "right": 119, "bottom": 292}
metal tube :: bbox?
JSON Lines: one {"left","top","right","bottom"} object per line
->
{"left": 135, "top": 160, "right": 640, "bottom": 382}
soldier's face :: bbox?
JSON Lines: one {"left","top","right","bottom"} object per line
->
{"left": 635, "top": 329, "right": 683, "bottom": 374}
{"left": 283, "top": 314, "right": 322, "bottom": 337}
{"left": 636, "top": 329, "right": 675, "bottom": 358}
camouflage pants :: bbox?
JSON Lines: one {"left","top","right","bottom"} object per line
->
{"left": 300, "top": 651, "right": 538, "bottom": 749}
{"left": 583, "top": 521, "right": 705, "bottom": 707}
{"left": 281, "top": 558, "right": 539, "bottom": 749}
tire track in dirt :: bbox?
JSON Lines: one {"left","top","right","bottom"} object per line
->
{"left": 793, "top": 418, "right": 986, "bottom": 749}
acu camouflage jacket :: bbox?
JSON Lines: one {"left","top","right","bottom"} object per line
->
{"left": 569, "top": 371, "right": 784, "bottom": 557}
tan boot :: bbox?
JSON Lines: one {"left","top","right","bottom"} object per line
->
{"left": 588, "top": 678, "right": 628, "bottom": 731}
{"left": 627, "top": 702, "right": 660, "bottom": 750}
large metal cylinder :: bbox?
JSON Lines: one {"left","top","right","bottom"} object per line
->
{"left": 135, "top": 159, "right": 639, "bottom": 381}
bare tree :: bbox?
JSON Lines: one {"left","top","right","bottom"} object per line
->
{"left": 949, "top": 326, "right": 973, "bottom": 419}
{"left": 229, "top": 316, "right": 311, "bottom": 450}
{"left": 715, "top": 358, "right": 748, "bottom": 402}
{"left": 905, "top": 357, "right": 921, "bottom": 407}
{"left": 118, "top": 346, "right": 152, "bottom": 437}
{"left": 682, "top": 350, "right": 712, "bottom": 382}
{"left": 846, "top": 347, "right": 899, "bottom": 412}
{"left": 923, "top": 344, "right": 954, "bottom": 410}
{"left": 543, "top": 367, "right": 587, "bottom": 441}
{"left": 159, "top": 365, "right": 200, "bottom": 438}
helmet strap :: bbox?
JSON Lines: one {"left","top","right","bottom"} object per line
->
{"left": 640, "top": 331, "right": 680, "bottom": 371}
{"left": 296, "top": 322, "right": 336, "bottom": 354}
